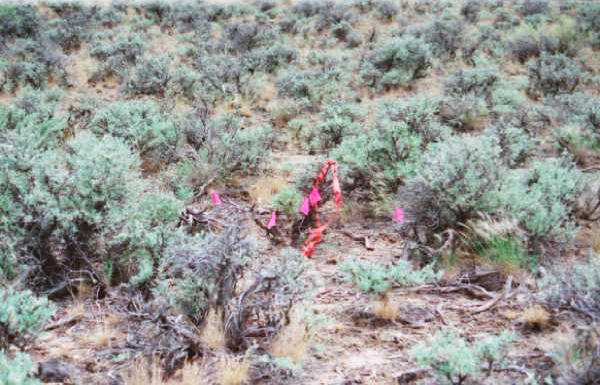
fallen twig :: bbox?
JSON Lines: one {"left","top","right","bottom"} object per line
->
{"left": 471, "top": 276, "right": 513, "bottom": 314}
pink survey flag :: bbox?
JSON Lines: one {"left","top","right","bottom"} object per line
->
{"left": 393, "top": 208, "right": 404, "bottom": 224}
{"left": 300, "top": 197, "right": 310, "bottom": 216}
{"left": 309, "top": 187, "right": 321, "bottom": 206}
{"left": 211, "top": 192, "right": 222, "bottom": 206}
{"left": 267, "top": 211, "right": 277, "bottom": 230}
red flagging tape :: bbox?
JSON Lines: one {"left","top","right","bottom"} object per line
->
{"left": 301, "top": 160, "right": 343, "bottom": 258}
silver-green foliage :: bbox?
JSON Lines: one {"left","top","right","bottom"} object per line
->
{"left": 89, "top": 100, "right": 179, "bottom": 165}
{"left": 539, "top": 254, "right": 600, "bottom": 319}
{"left": 493, "top": 158, "right": 583, "bottom": 241}
{"left": 415, "top": 135, "right": 504, "bottom": 225}
{"left": 410, "top": 328, "right": 513, "bottom": 385}
{"left": 0, "top": 288, "right": 54, "bottom": 349}
{"left": 339, "top": 259, "right": 441, "bottom": 294}
{"left": 0, "top": 352, "right": 41, "bottom": 385}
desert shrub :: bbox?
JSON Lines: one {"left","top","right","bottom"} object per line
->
{"left": 360, "top": 36, "right": 432, "bottom": 89}
{"left": 494, "top": 158, "right": 583, "bottom": 241}
{"left": 125, "top": 56, "right": 172, "bottom": 97}
{"left": 527, "top": 53, "right": 582, "bottom": 97}
{"left": 540, "top": 254, "right": 600, "bottom": 320}
{"left": 539, "top": 16, "right": 579, "bottom": 57}
{"left": 491, "top": 82, "right": 527, "bottom": 116}
{"left": 0, "top": 38, "right": 67, "bottom": 92}
{"left": 518, "top": 0, "right": 549, "bottom": 17}
{"left": 333, "top": 116, "right": 423, "bottom": 199}
{"left": 169, "top": 66, "right": 201, "bottom": 100}
{"left": 0, "top": 4, "right": 39, "bottom": 39}
{"left": 89, "top": 30, "right": 146, "bottom": 81}
{"left": 340, "top": 259, "right": 441, "bottom": 294}
{"left": 243, "top": 44, "right": 297, "bottom": 73}
{"left": 156, "top": 227, "right": 253, "bottom": 323}
{"left": 89, "top": 101, "right": 179, "bottom": 165}
{"left": 0, "top": 288, "right": 54, "bottom": 349}
{"left": 440, "top": 94, "right": 489, "bottom": 130}
{"left": 374, "top": 0, "right": 398, "bottom": 21}
{"left": 410, "top": 329, "right": 513, "bottom": 385}
{"left": 0, "top": 125, "right": 157, "bottom": 287}
{"left": 306, "top": 101, "right": 364, "bottom": 151}
{"left": 444, "top": 69, "right": 498, "bottom": 99}
{"left": 461, "top": 0, "right": 481, "bottom": 23}
{"left": 506, "top": 24, "right": 541, "bottom": 63}
{"left": 0, "top": 352, "right": 40, "bottom": 385}
{"left": 276, "top": 68, "right": 351, "bottom": 107}
{"left": 420, "top": 13, "right": 463, "bottom": 58}
{"left": 413, "top": 135, "right": 504, "bottom": 227}
{"left": 577, "top": 2, "right": 600, "bottom": 47}
{"left": 46, "top": 17, "right": 88, "bottom": 53}
{"left": 483, "top": 123, "right": 534, "bottom": 167}
{"left": 183, "top": 112, "right": 272, "bottom": 180}
{"left": 292, "top": 0, "right": 332, "bottom": 18}
{"left": 378, "top": 97, "right": 450, "bottom": 145}
{"left": 273, "top": 187, "right": 303, "bottom": 218}
{"left": 224, "top": 21, "right": 276, "bottom": 52}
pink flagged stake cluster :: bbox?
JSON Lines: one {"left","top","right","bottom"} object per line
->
{"left": 309, "top": 187, "right": 321, "bottom": 207}
{"left": 300, "top": 197, "right": 311, "bottom": 216}
{"left": 393, "top": 208, "right": 404, "bottom": 224}
{"left": 267, "top": 211, "right": 277, "bottom": 230}
{"left": 211, "top": 192, "right": 222, "bottom": 206}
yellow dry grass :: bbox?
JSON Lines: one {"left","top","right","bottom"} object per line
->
{"left": 122, "top": 357, "right": 163, "bottom": 385}
{"left": 521, "top": 305, "right": 551, "bottom": 331}
{"left": 270, "top": 316, "right": 311, "bottom": 365}
{"left": 373, "top": 292, "right": 399, "bottom": 321}
{"left": 216, "top": 355, "right": 250, "bottom": 385}
{"left": 248, "top": 175, "right": 289, "bottom": 206}
{"left": 200, "top": 309, "right": 226, "bottom": 351}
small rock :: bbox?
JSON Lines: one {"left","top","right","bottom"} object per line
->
{"left": 38, "top": 359, "right": 75, "bottom": 383}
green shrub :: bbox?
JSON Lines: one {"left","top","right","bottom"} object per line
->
{"left": 360, "top": 36, "right": 432, "bottom": 89}
{"left": 0, "top": 4, "right": 39, "bottom": 38}
{"left": 333, "top": 118, "right": 422, "bottom": 198}
{"left": 577, "top": 2, "right": 600, "bottom": 47}
{"left": 89, "top": 101, "right": 179, "bottom": 165}
{"left": 340, "top": 259, "right": 441, "bottom": 294}
{"left": 0, "top": 38, "right": 67, "bottom": 92}
{"left": 374, "top": 1, "right": 398, "bottom": 20}
{"left": 0, "top": 352, "right": 40, "bottom": 385}
{"left": 527, "top": 53, "right": 582, "bottom": 97}
{"left": 540, "top": 254, "right": 600, "bottom": 319}
{"left": 461, "top": 0, "right": 481, "bottom": 23}
{"left": 0, "top": 288, "right": 54, "bottom": 349}
{"left": 125, "top": 56, "right": 172, "bottom": 97}
{"left": 184, "top": 112, "right": 272, "bottom": 181}
{"left": 273, "top": 187, "right": 303, "bottom": 218}
{"left": 473, "top": 236, "right": 534, "bottom": 271}
{"left": 410, "top": 328, "right": 513, "bottom": 385}
{"left": 243, "top": 44, "right": 297, "bottom": 73}
{"left": 494, "top": 158, "right": 583, "bottom": 241}
{"left": 89, "top": 30, "right": 146, "bottom": 81}
{"left": 420, "top": 13, "right": 463, "bottom": 58}
{"left": 306, "top": 101, "right": 364, "bottom": 151}
{"left": 484, "top": 123, "right": 534, "bottom": 167}
{"left": 378, "top": 97, "right": 450, "bottom": 145}
{"left": 156, "top": 227, "right": 254, "bottom": 324}
{"left": 444, "top": 69, "right": 498, "bottom": 99}
{"left": 413, "top": 135, "right": 504, "bottom": 227}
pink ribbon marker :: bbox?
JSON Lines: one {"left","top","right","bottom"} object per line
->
{"left": 300, "top": 197, "right": 310, "bottom": 216}
{"left": 309, "top": 187, "right": 321, "bottom": 207}
{"left": 267, "top": 211, "right": 277, "bottom": 230}
{"left": 393, "top": 208, "right": 404, "bottom": 224}
{"left": 211, "top": 192, "right": 222, "bottom": 206}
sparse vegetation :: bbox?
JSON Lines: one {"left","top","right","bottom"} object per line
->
{"left": 1, "top": 1, "right": 599, "bottom": 383}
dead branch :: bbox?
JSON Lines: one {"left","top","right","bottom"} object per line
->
{"left": 471, "top": 275, "right": 514, "bottom": 314}
{"left": 340, "top": 230, "right": 375, "bottom": 250}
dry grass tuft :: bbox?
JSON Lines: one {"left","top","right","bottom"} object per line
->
{"left": 248, "top": 175, "right": 289, "bottom": 206}
{"left": 122, "top": 357, "right": 163, "bottom": 385}
{"left": 270, "top": 315, "right": 311, "bottom": 365}
{"left": 201, "top": 309, "right": 226, "bottom": 351}
{"left": 216, "top": 355, "right": 250, "bottom": 385}
{"left": 522, "top": 305, "right": 551, "bottom": 331}
{"left": 373, "top": 292, "right": 399, "bottom": 321}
